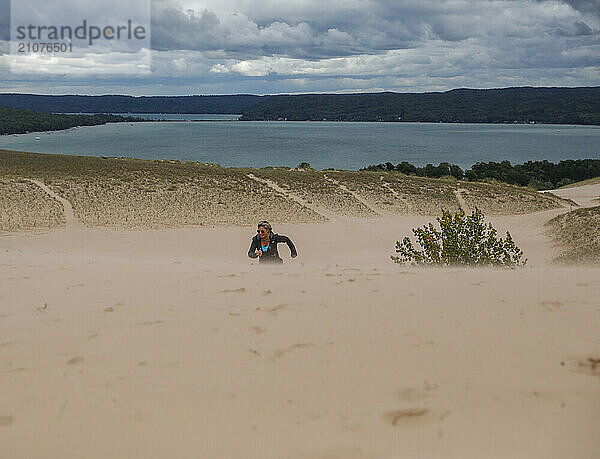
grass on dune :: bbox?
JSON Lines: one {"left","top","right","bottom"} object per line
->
{"left": 547, "top": 205, "right": 600, "bottom": 264}
{"left": 0, "top": 149, "right": 324, "bottom": 228}
{"left": 557, "top": 176, "right": 600, "bottom": 189}
{"left": 0, "top": 177, "right": 64, "bottom": 232}
{"left": 0, "top": 149, "right": 573, "bottom": 231}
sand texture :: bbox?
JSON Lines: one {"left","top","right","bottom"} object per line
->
{"left": 1, "top": 150, "right": 599, "bottom": 458}
{"left": 546, "top": 182, "right": 600, "bottom": 264}
{"left": 0, "top": 178, "right": 65, "bottom": 232}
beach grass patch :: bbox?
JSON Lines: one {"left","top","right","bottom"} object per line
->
{"left": 392, "top": 207, "right": 526, "bottom": 267}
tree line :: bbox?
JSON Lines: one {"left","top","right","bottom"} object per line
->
{"left": 239, "top": 87, "right": 600, "bottom": 125}
{"left": 1, "top": 87, "right": 599, "bottom": 125}
{"left": 361, "top": 159, "right": 600, "bottom": 190}
{"left": 0, "top": 105, "right": 142, "bottom": 135}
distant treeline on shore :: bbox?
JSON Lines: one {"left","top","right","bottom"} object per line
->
{"left": 0, "top": 105, "right": 142, "bottom": 135}
{"left": 1, "top": 87, "right": 599, "bottom": 125}
{"left": 361, "top": 159, "right": 600, "bottom": 190}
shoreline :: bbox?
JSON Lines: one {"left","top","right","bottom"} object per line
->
{"left": 3, "top": 119, "right": 598, "bottom": 139}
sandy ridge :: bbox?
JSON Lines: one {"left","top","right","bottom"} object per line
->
{"left": 26, "top": 179, "right": 82, "bottom": 227}
{"left": 378, "top": 176, "right": 411, "bottom": 212}
{"left": 323, "top": 174, "right": 383, "bottom": 216}
{"left": 247, "top": 173, "right": 337, "bottom": 220}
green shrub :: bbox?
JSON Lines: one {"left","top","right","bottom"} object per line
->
{"left": 392, "top": 208, "right": 526, "bottom": 267}
{"left": 527, "top": 178, "right": 553, "bottom": 191}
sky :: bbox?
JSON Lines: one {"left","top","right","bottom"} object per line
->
{"left": 0, "top": 0, "right": 598, "bottom": 95}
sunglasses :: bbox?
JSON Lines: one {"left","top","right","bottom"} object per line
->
{"left": 257, "top": 229, "right": 267, "bottom": 234}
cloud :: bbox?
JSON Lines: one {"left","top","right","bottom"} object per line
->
{"left": 0, "top": 0, "right": 599, "bottom": 94}
{"left": 560, "top": 0, "right": 600, "bottom": 17}
{"left": 0, "top": 0, "right": 9, "bottom": 41}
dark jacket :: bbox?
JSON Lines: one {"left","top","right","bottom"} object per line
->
{"left": 248, "top": 232, "right": 297, "bottom": 263}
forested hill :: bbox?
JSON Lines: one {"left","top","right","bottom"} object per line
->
{"left": 0, "top": 94, "right": 266, "bottom": 115}
{"left": 1, "top": 87, "right": 599, "bottom": 124}
{"left": 0, "top": 105, "right": 141, "bottom": 135}
{"left": 239, "top": 87, "right": 600, "bottom": 124}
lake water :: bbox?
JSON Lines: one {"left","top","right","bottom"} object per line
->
{"left": 1, "top": 117, "right": 598, "bottom": 170}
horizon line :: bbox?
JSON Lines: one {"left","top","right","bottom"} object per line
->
{"left": 1, "top": 85, "right": 599, "bottom": 98}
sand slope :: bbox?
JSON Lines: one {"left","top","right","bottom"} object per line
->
{"left": 1, "top": 150, "right": 568, "bottom": 231}
{"left": 2, "top": 151, "right": 599, "bottom": 458}
{"left": 1, "top": 191, "right": 600, "bottom": 458}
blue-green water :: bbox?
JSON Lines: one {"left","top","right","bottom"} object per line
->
{"left": 1, "top": 119, "right": 598, "bottom": 170}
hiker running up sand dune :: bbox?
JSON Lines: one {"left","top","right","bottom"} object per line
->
{"left": 248, "top": 220, "right": 297, "bottom": 264}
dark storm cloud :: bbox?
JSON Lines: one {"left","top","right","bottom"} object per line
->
{"left": 151, "top": 5, "right": 375, "bottom": 59}
{"left": 150, "top": 1, "right": 436, "bottom": 58}
{"left": 0, "top": 0, "right": 10, "bottom": 41}
{"left": 1, "top": 0, "right": 599, "bottom": 94}
{"left": 560, "top": 0, "right": 600, "bottom": 17}
{"left": 150, "top": 0, "right": 599, "bottom": 57}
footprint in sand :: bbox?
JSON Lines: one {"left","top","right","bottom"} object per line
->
{"left": 66, "top": 356, "right": 84, "bottom": 365}
{"left": 137, "top": 320, "right": 164, "bottom": 326}
{"left": 271, "top": 343, "right": 316, "bottom": 359}
{"left": 7, "top": 367, "right": 29, "bottom": 373}
{"left": 568, "top": 356, "right": 600, "bottom": 377}
{"left": 249, "top": 326, "right": 266, "bottom": 334}
{"left": 267, "top": 303, "right": 306, "bottom": 315}
{"left": 220, "top": 288, "right": 246, "bottom": 293}
{"left": 269, "top": 304, "right": 290, "bottom": 315}
{"left": 539, "top": 300, "right": 565, "bottom": 311}
{"left": 103, "top": 307, "right": 114, "bottom": 312}
{"left": 271, "top": 342, "right": 333, "bottom": 360}
{"left": 383, "top": 408, "right": 430, "bottom": 426}
{"left": 66, "top": 283, "right": 86, "bottom": 290}
{"left": 0, "top": 415, "right": 14, "bottom": 426}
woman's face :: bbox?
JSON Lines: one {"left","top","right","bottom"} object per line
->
{"left": 258, "top": 226, "right": 270, "bottom": 239}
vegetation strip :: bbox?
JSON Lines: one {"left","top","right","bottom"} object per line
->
{"left": 362, "top": 159, "right": 600, "bottom": 191}
{"left": 0, "top": 105, "right": 142, "bottom": 135}
{"left": 1, "top": 87, "right": 599, "bottom": 124}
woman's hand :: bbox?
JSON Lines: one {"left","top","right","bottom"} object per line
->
{"left": 255, "top": 249, "right": 263, "bottom": 257}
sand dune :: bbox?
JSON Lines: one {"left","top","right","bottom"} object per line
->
{"left": 1, "top": 150, "right": 599, "bottom": 458}
{"left": 546, "top": 183, "right": 600, "bottom": 264}
{"left": 1, "top": 150, "right": 569, "bottom": 231}
{"left": 0, "top": 178, "right": 64, "bottom": 231}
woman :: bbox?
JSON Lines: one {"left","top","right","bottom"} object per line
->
{"left": 248, "top": 221, "right": 297, "bottom": 264}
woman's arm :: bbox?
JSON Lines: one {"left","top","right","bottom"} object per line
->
{"left": 248, "top": 237, "right": 260, "bottom": 258}
{"left": 276, "top": 235, "right": 297, "bottom": 257}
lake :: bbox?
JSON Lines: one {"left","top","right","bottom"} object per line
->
{"left": 1, "top": 116, "right": 598, "bottom": 170}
